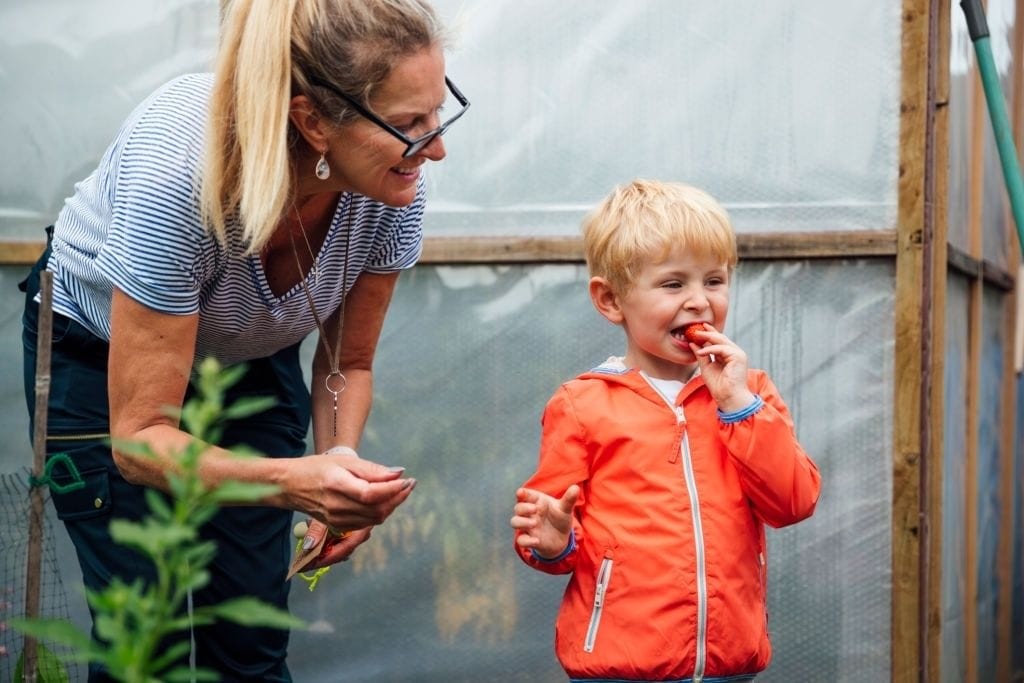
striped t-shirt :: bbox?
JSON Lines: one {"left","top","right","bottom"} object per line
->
{"left": 47, "top": 73, "right": 424, "bottom": 367}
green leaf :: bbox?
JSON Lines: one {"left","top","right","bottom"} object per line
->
{"left": 181, "top": 568, "right": 212, "bottom": 593}
{"left": 163, "top": 665, "right": 221, "bottom": 682}
{"left": 8, "top": 618, "right": 93, "bottom": 655}
{"left": 109, "top": 438, "right": 158, "bottom": 460}
{"left": 228, "top": 444, "right": 266, "bottom": 459}
{"left": 198, "top": 597, "right": 306, "bottom": 630}
{"left": 185, "top": 504, "right": 220, "bottom": 528}
{"left": 14, "top": 640, "right": 71, "bottom": 683}
{"left": 146, "top": 640, "right": 193, "bottom": 673}
{"left": 143, "top": 488, "right": 173, "bottom": 521}
{"left": 208, "top": 480, "right": 280, "bottom": 504}
{"left": 110, "top": 519, "right": 196, "bottom": 554}
{"left": 201, "top": 357, "right": 247, "bottom": 389}
{"left": 179, "top": 540, "right": 219, "bottom": 568}
{"left": 221, "top": 395, "right": 276, "bottom": 420}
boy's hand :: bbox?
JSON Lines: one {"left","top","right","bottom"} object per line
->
{"left": 511, "top": 485, "right": 580, "bottom": 559}
{"left": 687, "top": 325, "right": 755, "bottom": 412}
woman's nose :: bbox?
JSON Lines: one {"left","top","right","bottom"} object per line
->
{"left": 419, "top": 134, "right": 446, "bottom": 161}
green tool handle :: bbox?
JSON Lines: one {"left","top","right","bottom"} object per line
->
{"left": 960, "top": 0, "right": 1024, "bottom": 257}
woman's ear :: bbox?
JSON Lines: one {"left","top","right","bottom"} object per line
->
{"left": 589, "top": 277, "right": 624, "bottom": 325}
{"left": 288, "top": 94, "right": 332, "bottom": 152}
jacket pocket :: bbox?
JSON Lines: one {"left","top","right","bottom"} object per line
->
{"left": 583, "top": 554, "right": 614, "bottom": 653}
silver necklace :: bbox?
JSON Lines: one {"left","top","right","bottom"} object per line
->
{"left": 288, "top": 199, "right": 351, "bottom": 437}
{"left": 298, "top": 216, "right": 320, "bottom": 285}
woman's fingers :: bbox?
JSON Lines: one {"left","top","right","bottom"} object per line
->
{"left": 326, "top": 450, "right": 408, "bottom": 483}
{"left": 318, "top": 469, "right": 417, "bottom": 531}
{"left": 303, "top": 528, "right": 372, "bottom": 571}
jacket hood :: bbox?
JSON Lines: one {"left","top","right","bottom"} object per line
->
{"left": 578, "top": 356, "right": 706, "bottom": 407}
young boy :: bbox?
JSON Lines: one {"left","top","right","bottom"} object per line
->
{"left": 511, "top": 180, "right": 821, "bottom": 682}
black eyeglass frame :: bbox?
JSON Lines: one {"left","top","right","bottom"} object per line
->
{"left": 310, "top": 77, "right": 470, "bottom": 158}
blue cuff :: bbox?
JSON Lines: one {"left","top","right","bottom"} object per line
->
{"left": 717, "top": 394, "right": 765, "bottom": 424}
{"left": 531, "top": 529, "right": 576, "bottom": 563}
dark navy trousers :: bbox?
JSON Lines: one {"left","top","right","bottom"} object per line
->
{"left": 21, "top": 239, "right": 311, "bottom": 681}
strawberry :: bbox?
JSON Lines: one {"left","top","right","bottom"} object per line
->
{"left": 683, "top": 323, "right": 705, "bottom": 344}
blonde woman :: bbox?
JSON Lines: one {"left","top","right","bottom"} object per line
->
{"left": 20, "top": 0, "right": 468, "bottom": 678}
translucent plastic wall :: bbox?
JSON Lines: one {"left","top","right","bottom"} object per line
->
{"left": 977, "top": 0, "right": 1018, "bottom": 271}
{"left": 0, "top": 1, "right": 903, "bottom": 239}
{"left": 941, "top": 274, "right": 969, "bottom": 683}
{"left": 947, "top": 10, "right": 973, "bottom": 252}
{"left": 948, "top": 0, "right": 1018, "bottom": 269}
{"left": 286, "top": 259, "right": 895, "bottom": 681}
{"left": 1, "top": 1, "right": 905, "bottom": 681}
{"left": 976, "top": 289, "right": 1007, "bottom": 683}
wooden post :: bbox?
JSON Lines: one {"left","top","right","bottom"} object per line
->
{"left": 895, "top": 0, "right": 947, "bottom": 680}
{"left": 24, "top": 270, "right": 54, "bottom": 682}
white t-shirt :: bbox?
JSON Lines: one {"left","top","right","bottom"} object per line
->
{"left": 47, "top": 73, "right": 424, "bottom": 366}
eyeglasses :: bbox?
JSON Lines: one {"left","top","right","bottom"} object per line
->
{"left": 310, "top": 77, "right": 470, "bottom": 158}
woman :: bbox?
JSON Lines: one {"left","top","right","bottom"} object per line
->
{"left": 20, "top": 0, "right": 467, "bottom": 678}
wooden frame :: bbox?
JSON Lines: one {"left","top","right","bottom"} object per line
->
{"left": 894, "top": 1, "right": 945, "bottom": 681}
{"left": 997, "top": 2, "right": 1024, "bottom": 681}
{"left": 0, "top": 230, "right": 901, "bottom": 268}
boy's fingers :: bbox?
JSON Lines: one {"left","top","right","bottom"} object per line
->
{"left": 559, "top": 484, "right": 580, "bottom": 512}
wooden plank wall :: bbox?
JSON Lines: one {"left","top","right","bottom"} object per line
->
{"left": 894, "top": 0, "right": 942, "bottom": 681}
{"left": 924, "top": 1, "right": 951, "bottom": 682}
{"left": 997, "top": 2, "right": 1024, "bottom": 681}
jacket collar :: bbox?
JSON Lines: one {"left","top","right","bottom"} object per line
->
{"left": 581, "top": 356, "right": 706, "bottom": 406}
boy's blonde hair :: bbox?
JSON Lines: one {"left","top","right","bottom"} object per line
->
{"left": 582, "top": 179, "right": 738, "bottom": 293}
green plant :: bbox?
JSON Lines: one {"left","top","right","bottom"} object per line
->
{"left": 12, "top": 357, "right": 305, "bottom": 682}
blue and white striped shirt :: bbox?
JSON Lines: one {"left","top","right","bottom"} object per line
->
{"left": 47, "top": 73, "right": 424, "bottom": 366}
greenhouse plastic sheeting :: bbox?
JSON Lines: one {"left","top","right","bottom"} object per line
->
{"left": 947, "top": 0, "right": 1018, "bottom": 271}
{"left": 1, "top": 259, "right": 894, "bottom": 681}
{"left": 941, "top": 274, "right": 969, "bottom": 683}
{"left": 1, "top": 1, "right": 902, "bottom": 239}
{"left": 975, "top": 288, "right": 1008, "bottom": 683}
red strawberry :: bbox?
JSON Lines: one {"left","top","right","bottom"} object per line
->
{"left": 683, "top": 323, "right": 705, "bottom": 344}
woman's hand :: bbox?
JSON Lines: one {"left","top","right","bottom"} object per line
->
{"left": 298, "top": 521, "right": 372, "bottom": 571}
{"left": 283, "top": 450, "right": 416, "bottom": 533}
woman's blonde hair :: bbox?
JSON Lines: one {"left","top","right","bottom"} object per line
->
{"left": 201, "top": 0, "right": 444, "bottom": 253}
{"left": 582, "top": 180, "right": 738, "bottom": 294}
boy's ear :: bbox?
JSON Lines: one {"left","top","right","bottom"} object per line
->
{"left": 288, "top": 95, "right": 332, "bottom": 152}
{"left": 589, "top": 277, "right": 624, "bottom": 325}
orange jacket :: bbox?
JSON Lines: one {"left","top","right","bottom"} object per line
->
{"left": 515, "top": 360, "right": 820, "bottom": 681}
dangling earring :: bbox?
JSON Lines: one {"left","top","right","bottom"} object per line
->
{"left": 315, "top": 150, "right": 331, "bottom": 180}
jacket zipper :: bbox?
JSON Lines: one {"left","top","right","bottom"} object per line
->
{"left": 640, "top": 374, "right": 707, "bottom": 683}
{"left": 758, "top": 550, "right": 768, "bottom": 633}
{"left": 682, "top": 431, "right": 707, "bottom": 683}
{"left": 583, "top": 553, "right": 613, "bottom": 652}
